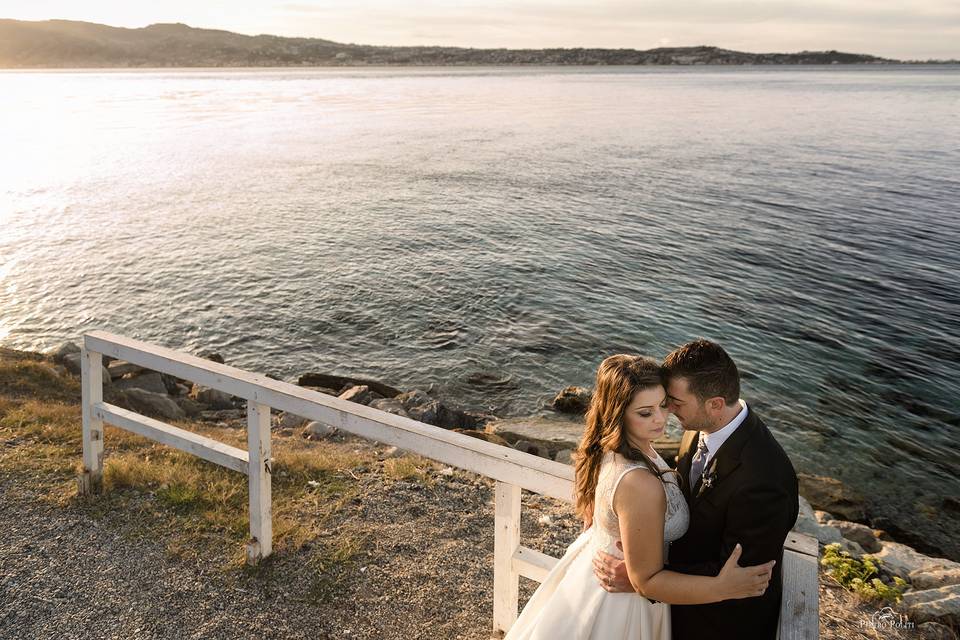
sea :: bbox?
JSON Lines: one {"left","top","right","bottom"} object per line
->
{"left": 1, "top": 65, "right": 958, "bottom": 558}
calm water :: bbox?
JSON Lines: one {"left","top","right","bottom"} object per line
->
{"left": 1, "top": 66, "right": 958, "bottom": 557}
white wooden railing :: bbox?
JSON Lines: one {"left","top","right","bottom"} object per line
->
{"left": 79, "top": 330, "right": 817, "bottom": 638}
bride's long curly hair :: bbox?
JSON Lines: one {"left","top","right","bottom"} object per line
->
{"left": 573, "top": 354, "right": 672, "bottom": 522}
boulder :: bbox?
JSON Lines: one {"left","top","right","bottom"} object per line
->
{"left": 276, "top": 412, "right": 309, "bottom": 430}
{"left": 123, "top": 388, "right": 186, "bottom": 421}
{"left": 302, "top": 422, "right": 336, "bottom": 441}
{"left": 552, "top": 386, "right": 592, "bottom": 414}
{"left": 115, "top": 372, "right": 168, "bottom": 395}
{"left": 60, "top": 353, "right": 112, "bottom": 384}
{"left": 832, "top": 519, "right": 882, "bottom": 553}
{"left": 298, "top": 372, "right": 400, "bottom": 399}
{"left": 554, "top": 449, "right": 574, "bottom": 465}
{"left": 794, "top": 498, "right": 863, "bottom": 554}
{"left": 910, "top": 565, "right": 960, "bottom": 590}
{"left": 174, "top": 397, "right": 204, "bottom": 418}
{"left": 513, "top": 440, "right": 549, "bottom": 458}
{"left": 369, "top": 397, "right": 410, "bottom": 418}
{"left": 396, "top": 389, "right": 432, "bottom": 411}
{"left": 901, "top": 584, "right": 960, "bottom": 626}
{"left": 189, "top": 384, "right": 235, "bottom": 410}
{"left": 407, "top": 399, "right": 441, "bottom": 426}
{"left": 107, "top": 360, "right": 145, "bottom": 380}
{"left": 452, "top": 429, "right": 509, "bottom": 446}
{"left": 196, "top": 350, "right": 225, "bottom": 364}
{"left": 49, "top": 341, "right": 80, "bottom": 363}
{"left": 339, "top": 385, "right": 380, "bottom": 406}
{"left": 797, "top": 473, "right": 867, "bottom": 522}
{"left": 867, "top": 540, "right": 947, "bottom": 578}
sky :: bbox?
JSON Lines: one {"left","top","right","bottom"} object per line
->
{"left": 2, "top": 0, "right": 958, "bottom": 60}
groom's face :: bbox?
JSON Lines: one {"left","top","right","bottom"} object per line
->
{"left": 666, "top": 376, "right": 709, "bottom": 431}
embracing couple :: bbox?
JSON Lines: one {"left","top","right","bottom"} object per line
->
{"left": 505, "top": 339, "right": 800, "bottom": 640}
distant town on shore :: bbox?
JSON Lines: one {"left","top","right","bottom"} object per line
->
{"left": 1, "top": 19, "right": 957, "bottom": 68}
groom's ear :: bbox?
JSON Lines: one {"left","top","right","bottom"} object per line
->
{"left": 706, "top": 396, "right": 725, "bottom": 413}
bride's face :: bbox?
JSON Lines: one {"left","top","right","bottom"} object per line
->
{"left": 622, "top": 386, "right": 668, "bottom": 449}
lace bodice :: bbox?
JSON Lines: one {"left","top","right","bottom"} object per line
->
{"left": 591, "top": 450, "right": 689, "bottom": 561}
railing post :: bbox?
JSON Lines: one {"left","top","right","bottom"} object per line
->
{"left": 245, "top": 400, "right": 273, "bottom": 564}
{"left": 492, "top": 481, "right": 521, "bottom": 637}
{"left": 78, "top": 346, "right": 104, "bottom": 495}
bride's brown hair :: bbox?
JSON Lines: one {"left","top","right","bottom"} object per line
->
{"left": 573, "top": 354, "right": 673, "bottom": 522}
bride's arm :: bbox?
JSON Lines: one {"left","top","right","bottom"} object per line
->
{"left": 612, "top": 470, "right": 774, "bottom": 605}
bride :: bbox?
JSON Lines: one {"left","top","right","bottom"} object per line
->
{"left": 505, "top": 355, "right": 775, "bottom": 639}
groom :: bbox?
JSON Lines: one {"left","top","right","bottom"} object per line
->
{"left": 593, "top": 339, "right": 799, "bottom": 639}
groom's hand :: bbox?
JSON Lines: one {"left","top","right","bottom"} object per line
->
{"left": 593, "top": 545, "right": 632, "bottom": 593}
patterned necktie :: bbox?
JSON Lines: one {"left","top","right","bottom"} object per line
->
{"left": 688, "top": 434, "right": 709, "bottom": 491}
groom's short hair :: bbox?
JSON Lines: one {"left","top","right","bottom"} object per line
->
{"left": 663, "top": 339, "right": 740, "bottom": 405}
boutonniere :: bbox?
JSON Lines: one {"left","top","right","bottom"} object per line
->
{"left": 701, "top": 470, "right": 718, "bottom": 491}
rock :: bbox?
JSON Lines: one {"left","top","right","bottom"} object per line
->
{"left": 797, "top": 473, "right": 867, "bottom": 522}
{"left": 368, "top": 397, "right": 409, "bottom": 418}
{"left": 174, "top": 396, "right": 204, "bottom": 418}
{"left": 901, "top": 584, "right": 960, "bottom": 626}
{"left": 303, "top": 386, "right": 339, "bottom": 397}
{"left": 276, "top": 428, "right": 293, "bottom": 437}
{"left": 435, "top": 405, "right": 489, "bottom": 430}
{"left": 438, "top": 466, "right": 454, "bottom": 477}
{"left": 302, "top": 422, "right": 336, "bottom": 440}
{"left": 396, "top": 389, "right": 433, "bottom": 411}
{"left": 339, "top": 385, "right": 381, "bottom": 406}
{"left": 814, "top": 510, "right": 834, "bottom": 524}
{"left": 276, "top": 412, "right": 309, "bottom": 430}
{"left": 866, "top": 540, "right": 947, "bottom": 578}
{"left": 832, "top": 519, "right": 882, "bottom": 553}
{"left": 115, "top": 372, "right": 168, "bottom": 395}
{"left": 298, "top": 372, "right": 401, "bottom": 399}
{"left": 381, "top": 446, "right": 406, "bottom": 458}
{"left": 513, "top": 440, "right": 549, "bottom": 458}
{"left": 189, "top": 384, "right": 235, "bottom": 410}
{"left": 159, "top": 373, "right": 181, "bottom": 395}
{"left": 196, "top": 350, "right": 224, "bottom": 364}
{"left": 407, "top": 399, "right": 441, "bottom": 426}
{"left": 554, "top": 449, "right": 574, "bottom": 465}
{"left": 487, "top": 415, "right": 584, "bottom": 452}
{"left": 123, "top": 388, "right": 186, "bottom": 421}
{"left": 794, "top": 497, "right": 863, "bottom": 554}
{"left": 552, "top": 386, "right": 592, "bottom": 414}
{"left": 175, "top": 383, "right": 191, "bottom": 396}
{"left": 53, "top": 364, "right": 68, "bottom": 377}
{"left": 49, "top": 341, "right": 80, "bottom": 363}
{"left": 910, "top": 565, "right": 960, "bottom": 590}
{"left": 107, "top": 360, "right": 145, "bottom": 379}
{"left": 916, "top": 622, "right": 958, "bottom": 640}
{"left": 61, "top": 353, "right": 82, "bottom": 375}
{"left": 452, "top": 429, "right": 509, "bottom": 446}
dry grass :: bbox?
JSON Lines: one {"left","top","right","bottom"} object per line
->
{"left": 0, "top": 352, "right": 386, "bottom": 577}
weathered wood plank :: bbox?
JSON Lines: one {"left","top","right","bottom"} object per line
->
{"left": 784, "top": 531, "right": 818, "bottom": 557}
{"left": 512, "top": 545, "right": 559, "bottom": 584}
{"left": 493, "top": 482, "right": 521, "bottom": 637}
{"left": 246, "top": 401, "right": 272, "bottom": 564}
{"left": 84, "top": 331, "right": 575, "bottom": 501}
{"left": 94, "top": 402, "right": 249, "bottom": 474}
{"left": 778, "top": 547, "right": 819, "bottom": 640}
{"left": 79, "top": 347, "right": 105, "bottom": 495}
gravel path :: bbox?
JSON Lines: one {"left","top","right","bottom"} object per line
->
{"left": 0, "top": 462, "right": 582, "bottom": 640}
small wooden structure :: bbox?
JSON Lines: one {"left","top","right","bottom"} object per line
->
{"left": 78, "top": 330, "right": 818, "bottom": 637}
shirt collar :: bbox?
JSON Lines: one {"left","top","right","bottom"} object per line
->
{"left": 700, "top": 399, "right": 748, "bottom": 457}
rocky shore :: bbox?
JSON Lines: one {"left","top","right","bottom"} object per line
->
{"left": 2, "top": 341, "right": 958, "bottom": 637}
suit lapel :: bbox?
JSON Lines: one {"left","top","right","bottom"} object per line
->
{"left": 677, "top": 429, "right": 699, "bottom": 501}
{"left": 691, "top": 408, "right": 758, "bottom": 504}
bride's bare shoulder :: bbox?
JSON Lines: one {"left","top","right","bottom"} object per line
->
{"left": 612, "top": 466, "right": 665, "bottom": 516}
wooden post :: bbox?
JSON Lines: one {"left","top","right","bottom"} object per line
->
{"left": 78, "top": 347, "right": 104, "bottom": 495}
{"left": 245, "top": 400, "right": 272, "bottom": 564}
{"left": 492, "top": 481, "right": 521, "bottom": 637}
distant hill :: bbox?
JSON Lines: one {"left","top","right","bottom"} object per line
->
{"left": 0, "top": 19, "right": 901, "bottom": 68}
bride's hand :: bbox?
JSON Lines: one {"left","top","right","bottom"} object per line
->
{"left": 716, "top": 544, "right": 776, "bottom": 600}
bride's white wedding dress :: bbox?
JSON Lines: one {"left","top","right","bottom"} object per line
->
{"left": 505, "top": 450, "right": 690, "bottom": 640}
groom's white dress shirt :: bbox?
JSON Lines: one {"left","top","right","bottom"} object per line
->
{"left": 698, "top": 399, "right": 749, "bottom": 469}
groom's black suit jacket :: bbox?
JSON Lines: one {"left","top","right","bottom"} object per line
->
{"left": 667, "top": 407, "right": 799, "bottom": 640}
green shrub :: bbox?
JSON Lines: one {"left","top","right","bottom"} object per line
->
{"left": 821, "top": 543, "right": 907, "bottom": 602}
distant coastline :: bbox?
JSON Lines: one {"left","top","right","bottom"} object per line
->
{"left": 2, "top": 19, "right": 957, "bottom": 69}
